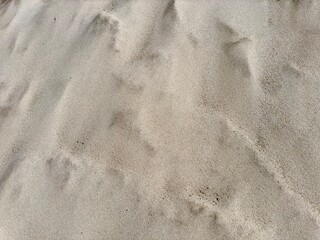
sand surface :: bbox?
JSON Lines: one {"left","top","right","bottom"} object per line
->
{"left": 1, "top": 0, "right": 320, "bottom": 239}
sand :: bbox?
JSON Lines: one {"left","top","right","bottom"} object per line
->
{"left": 1, "top": 0, "right": 320, "bottom": 239}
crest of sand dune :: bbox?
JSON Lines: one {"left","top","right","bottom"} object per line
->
{"left": 1, "top": 0, "right": 320, "bottom": 239}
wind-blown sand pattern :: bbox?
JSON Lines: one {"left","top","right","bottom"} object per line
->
{"left": 1, "top": 0, "right": 320, "bottom": 239}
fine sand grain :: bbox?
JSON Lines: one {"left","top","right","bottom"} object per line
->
{"left": 1, "top": 0, "right": 320, "bottom": 239}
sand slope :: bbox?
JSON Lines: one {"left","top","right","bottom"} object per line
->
{"left": 1, "top": 0, "right": 320, "bottom": 239}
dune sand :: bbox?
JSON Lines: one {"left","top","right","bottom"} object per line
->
{"left": 1, "top": 0, "right": 320, "bottom": 239}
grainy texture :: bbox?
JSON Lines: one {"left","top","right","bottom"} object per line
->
{"left": 1, "top": 0, "right": 320, "bottom": 239}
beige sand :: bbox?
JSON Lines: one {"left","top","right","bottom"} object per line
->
{"left": 1, "top": 0, "right": 320, "bottom": 239}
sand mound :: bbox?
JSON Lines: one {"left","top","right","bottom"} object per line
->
{"left": 1, "top": 0, "right": 320, "bottom": 239}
